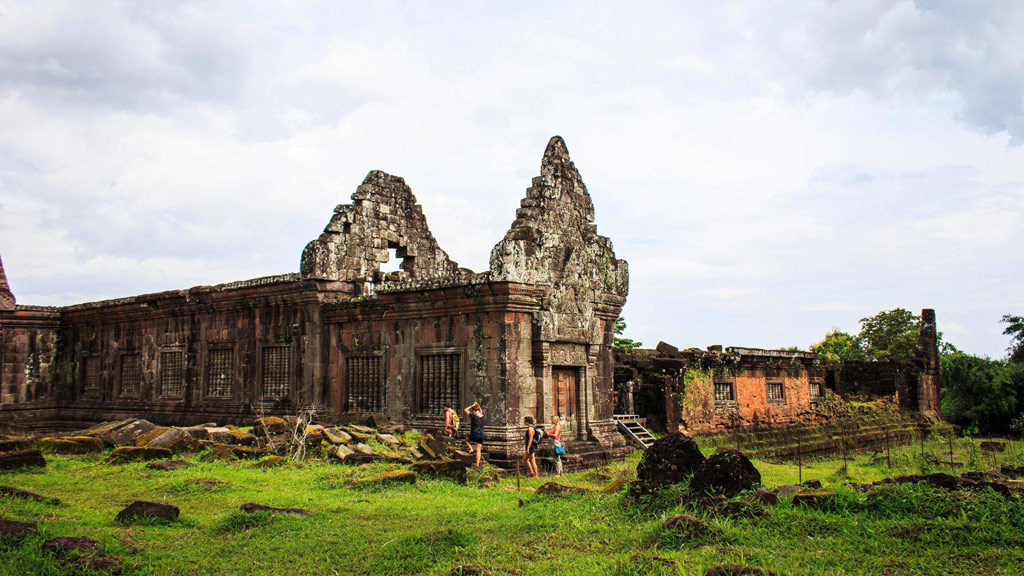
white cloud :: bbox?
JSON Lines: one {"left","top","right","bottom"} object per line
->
{"left": 0, "top": 0, "right": 1022, "bottom": 358}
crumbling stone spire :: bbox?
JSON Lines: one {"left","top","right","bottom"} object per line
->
{"left": 490, "top": 136, "right": 628, "bottom": 296}
{"left": 490, "top": 136, "right": 628, "bottom": 342}
{"left": 300, "top": 171, "right": 461, "bottom": 288}
{"left": 0, "top": 253, "right": 15, "bottom": 311}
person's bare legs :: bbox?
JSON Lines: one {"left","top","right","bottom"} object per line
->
{"left": 530, "top": 453, "right": 538, "bottom": 477}
{"left": 474, "top": 442, "right": 482, "bottom": 467}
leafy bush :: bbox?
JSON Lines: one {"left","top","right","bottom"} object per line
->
{"left": 941, "top": 352, "right": 1024, "bottom": 434}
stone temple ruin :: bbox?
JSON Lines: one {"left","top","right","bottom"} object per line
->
{"left": 0, "top": 137, "right": 631, "bottom": 468}
{"left": 0, "top": 136, "right": 943, "bottom": 467}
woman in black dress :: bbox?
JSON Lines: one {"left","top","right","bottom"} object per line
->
{"left": 463, "top": 402, "right": 485, "bottom": 467}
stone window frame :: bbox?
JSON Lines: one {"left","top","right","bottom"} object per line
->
{"left": 415, "top": 346, "right": 464, "bottom": 416}
{"left": 81, "top": 354, "right": 102, "bottom": 398}
{"left": 809, "top": 379, "right": 824, "bottom": 403}
{"left": 713, "top": 378, "right": 736, "bottom": 405}
{"left": 258, "top": 343, "right": 294, "bottom": 401}
{"left": 766, "top": 378, "right": 786, "bottom": 404}
{"left": 343, "top": 350, "right": 386, "bottom": 413}
{"left": 117, "top": 351, "right": 142, "bottom": 398}
{"left": 204, "top": 343, "right": 236, "bottom": 400}
{"left": 157, "top": 347, "right": 186, "bottom": 399}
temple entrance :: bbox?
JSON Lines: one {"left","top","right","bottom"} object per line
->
{"left": 552, "top": 367, "right": 579, "bottom": 439}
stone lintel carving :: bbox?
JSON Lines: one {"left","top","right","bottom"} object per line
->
{"left": 300, "top": 171, "right": 463, "bottom": 289}
{"left": 548, "top": 343, "right": 588, "bottom": 366}
{"left": 490, "top": 136, "right": 629, "bottom": 343}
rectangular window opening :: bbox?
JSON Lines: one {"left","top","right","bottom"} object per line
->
{"left": 767, "top": 380, "right": 786, "bottom": 403}
{"left": 83, "top": 356, "right": 101, "bottom": 396}
{"left": 261, "top": 346, "right": 291, "bottom": 400}
{"left": 119, "top": 353, "right": 141, "bottom": 397}
{"left": 346, "top": 355, "right": 383, "bottom": 412}
{"left": 206, "top": 348, "right": 234, "bottom": 398}
{"left": 713, "top": 379, "right": 735, "bottom": 404}
{"left": 159, "top": 350, "right": 185, "bottom": 397}
{"left": 419, "top": 353, "right": 460, "bottom": 415}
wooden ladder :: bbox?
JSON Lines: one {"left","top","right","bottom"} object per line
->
{"left": 613, "top": 414, "right": 656, "bottom": 449}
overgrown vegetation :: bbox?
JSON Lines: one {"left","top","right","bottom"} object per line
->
{"left": 3, "top": 435, "right": 1024, "bottom": 575}
{"left": 613, "top": 316, "right": 643, "bottom": 350}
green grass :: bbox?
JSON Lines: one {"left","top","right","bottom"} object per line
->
{"left": 1, "top": 436, "right": 1023, "bottom": 575}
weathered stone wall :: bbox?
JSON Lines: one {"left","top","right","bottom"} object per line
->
{"left": 300, "top": 171, "right": 463, "bottom": 291}
{"left": 0, "top": 307, "right": 60, "bottom": 409}
{"left": 615, "top": 346, "right": 830, "bottom": 434}
{"left": 33, "top": 275, "right": 338, "bottom": 426}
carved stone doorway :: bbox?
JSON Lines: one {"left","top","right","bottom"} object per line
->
{"left": 552, "top": 366, "right": 580, "bottom": 440}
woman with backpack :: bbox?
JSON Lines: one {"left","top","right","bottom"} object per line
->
{"left": 463, "top": 402, "right": 485, "bottom": 467}
{"left": 443, "top": 402, "right": 459, "bottom": 437}
{"left": 523, "top": 416, "right": 542, "bottom": 477}
{"left": 549, "top": 415, "right": 564, "bottom": 477}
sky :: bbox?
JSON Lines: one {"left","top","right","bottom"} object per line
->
{"left": 1, "top": 1, "right": 1022, "bottom": 358}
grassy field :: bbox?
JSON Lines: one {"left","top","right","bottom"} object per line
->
{"left": 2, "top": 435, "right": 1024, "bottom": 575}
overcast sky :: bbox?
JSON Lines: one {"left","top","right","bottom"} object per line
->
{"left": 1, "top": 1, "right": 1022, "bottom": 358}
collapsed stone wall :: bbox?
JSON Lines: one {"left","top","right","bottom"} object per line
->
{"left": 300, "top": 171, "right": 463, "bottom": 291}
{"left": 615, "top": 344, "right": 831, "bottom": 434}
{"left": 836, "top": 308, "right": 941, "bottom": 417}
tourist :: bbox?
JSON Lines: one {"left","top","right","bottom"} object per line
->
{"left": 523, "top": 416, "right": 540, "bottom": 477}
{"left": 464, "top": 401, "right": 485, "bottom": 466}
{"left": 443, "top": 402, "right": 459, "bottom": 437}
{"left": 549, "top": 415, "right": 564, "bottom": 477}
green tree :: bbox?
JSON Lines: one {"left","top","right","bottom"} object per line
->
{"left": 810, "top": 329, "right": 864, "bottom": 362}
{"left": 613, "top": 316, "right": 642, "bottom": 350}
{"left": 1001, "top": 314, "right": 1024, "bottom": 363}
{"left": 941, "top": 352, "right": 1024, "bottom": 434}
{"left": 856, "top": 308, "right": 920, "bottom": 360}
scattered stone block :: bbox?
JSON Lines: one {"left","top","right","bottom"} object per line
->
{"left": 747, "top": 488, "right": 779, "bottom": 507}
{"left": 205, "top": 427, "right": 234, "bottom": 444}
{"left": 115, "top": 500, "right": 180, "bottom": 524}
{"left": 689, "top": 450, "right": 761, "bottom": 498}
{"left": 345, "top": 429, "right": 372, "bottom": 443}
{"left": 980, "top": 441, "right": 1006, "bottom": 453}
{"left": 348, "top": 424, "right": 375, "bottom": 434}
{"left": 0, "top": 449, "right": 46, "bottom": 470}
{"left": 146, "top": 460, "right": 193, "bottom": 471}
{"left": 330, "top": 444, "right": 355, "bottom": 462}
{"left": 377, "top": 433, "right": 400, "bottom": 445}
{"left": 101, "top": 419, "right": 159, "bottom": 447}
{"left": 200, "top": 444, "right": 238, "bottom": 462}
{"left": 240, "top": 503, "right": 311, "bottom": 516}
{"left": 0, "top": 518, "right": 39, "bottom": 540}
{"left": 774, "top": 484, "right": 803, "bottom": 498}
{"left": 791, "top": 490, "right": 836, "bottom": 508}
{"left": 629, "top": 433, "right": 705, "bottom": 497}
{"left": 353, "top": 443, "right": 374, "bottom": 455}
{"left": 0, "top": 437, "right": 33, "bottom": 451}
{"left": 229, "top": 429, "right": 257, "bottom": 446}
{"left": 252, "top": 417, "right": 288, "bottom": 437}
{"left": 107, "top": 446, "right": 173, "bottom": 464}
{"left": 412, "top": 459, "right": 469, "bottom": 484}
{"left": 146, "top": 428, "right": 200, "bottom": 452}
{"left": 662, "top": 514, "right": 710, "bottom": 538}
{"left": 133, "top": 426, "right": 171, "bottom": 447}
{"left": 0, "top": 485, "right": 60, "bottom": 504}
{"left": 535, "top": 482, "right": 590, "bottom": 495}
{"left": 40, "top": 436, "right": 103, "bottom": 454}
{"left": 352, "top": 470, "right": 416, "bottom": 487}
{"left": 254, "top": 455, "right": 287, "bottom": 468}
{"left": 232, "top": 445, "right": 270, "bottom": 460}
{"left": 323, "top": 428, "right": 352, "bottom": 445}
{"left": 42, "top": 536, "right": 99, "bottom": 556}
